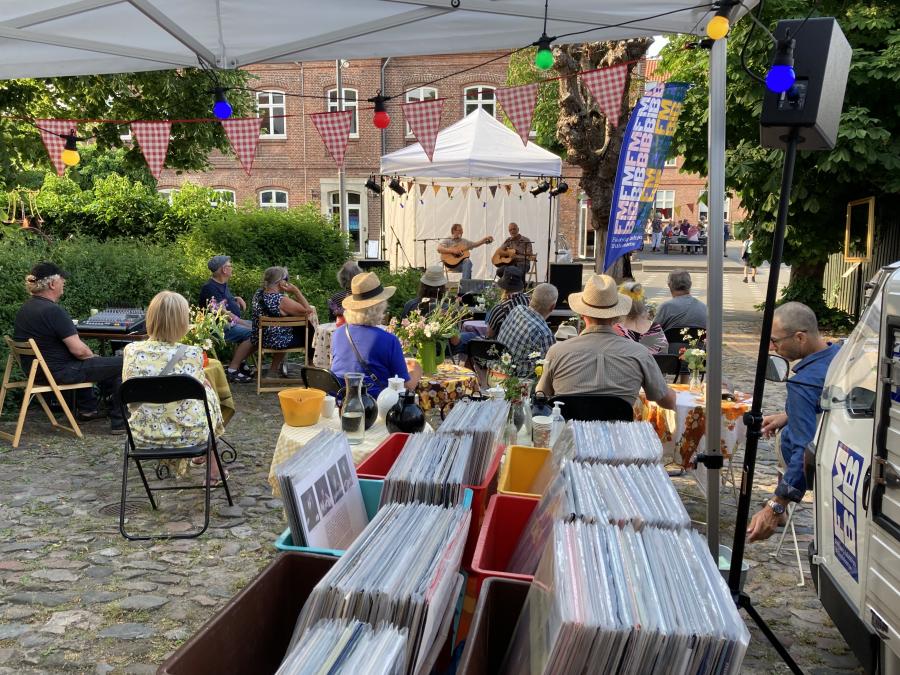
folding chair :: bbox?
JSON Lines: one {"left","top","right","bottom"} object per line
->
{"left": 525, "top": 255, "right": 539, "bottom": 288}
{"left": 0, "top": 337, "right": 95, "bottom": 448}
{"left": 653, "top": 353, "right": 682, "bottom": 384}
{"left": 548, "top": 394, "right": 635, "bottom": 422}
{"left": 301, "top": 365, "right": 342, "bottom": 396}
{"left": 257, "top": 316, "right": 308, "bottom": 394}
{"left": 771, "top": 437, "right": 805, "bottom": 586}
{"left": 118, "top": 375, "right": 233, "bottom": 541}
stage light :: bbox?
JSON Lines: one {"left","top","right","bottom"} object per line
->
{"left": 365, "top": 175, "right": 383, "bottom": 194}
{"left": 212, "top": 87, "right": 233, "bottom": 120}
{"left": 388, "top": 177, "right": 406, "bottom": 196}
{"left": 766, "top": 39, "right": 796, "bottom": 93}
{"left": 549, "top": 181, "right": 569, "bottom": 197}
{"left": 530, "top": 180, "right": 550, "bottom": 196}
{"left": 534, "top": 34, "right": 554, "bottom": 70}
{"left": 61, "top": 131, "right": 80, "bottom": 167}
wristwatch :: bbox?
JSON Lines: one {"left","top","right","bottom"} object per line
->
{"left": 767, "top": 499, "right": 786, "bottom": 516}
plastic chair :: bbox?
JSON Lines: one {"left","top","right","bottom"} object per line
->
{"left": 653, "top": 353, "right": 682, "bottom": 384}
{"left": 257, "top": 316, "right": 308, "bottom": 394}
{"left": 0, "top": 336, "right": 95, "bottom": 448}
{"left": 548, "top": 394, "right": 635, "bottom": 422}
{"left": 301, "top": 365, "right": 342, "bottom": 396}
{"left": 118, "top": 375, "right": 233, "bottom": 541}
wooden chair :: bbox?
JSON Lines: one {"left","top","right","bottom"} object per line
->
{"left": 0, "top": 337, "right": 95, "bottom": 448}
{"left": 256, "top": 316, "right": 309, "bottom": 394}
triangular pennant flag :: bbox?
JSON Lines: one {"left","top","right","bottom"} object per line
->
{"left": 496, "top": 83, "right": 539, "bottom": 145}
{"left": 401, "top": 98, "right": 445, "bottom": 161}
{"left": 580, "top": 64, "right": 629, "bottom": 127}
{"left": 504, "top": 184, "right": 512, "bottom": 195}
{"left": 433, "top": 185, "right": 441, "bottom": 196}
{"left": 311, "top": 110, "right": 353, "bottom": 167}
{"left": 36, "top": 119, "right": 78, "bottom": 176}
{"left": 447, "top": 186, "right": 454, "bottom": 198}
{"left": 221, "top": 118, "right": 264, "bottom": 175}
{"left": 489, "top": 185, "right": 498, "bottom": 198}
{"left": 419, "top": 184, "right": 427, "bottom": 196}
{"left": 519, "top": 181, "right": 528, "bottom": 193}
{"left": 462, "top": 186, "right": 470, "bottom": 198}
{"left": 131, "top": 121, "right": 172, "bottom": 180}
{"left": 475, "top": 187, "right": 482, "bottom": 199}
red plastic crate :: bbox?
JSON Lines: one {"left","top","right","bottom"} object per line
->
{"left": 356, "top": 432, "right": 409, "bottom": 479}
{"left": 469, "top": 493, "right": 538, "bottom": 595}
{"left": 462, "top": 445, "right": 505, "bottom": 570}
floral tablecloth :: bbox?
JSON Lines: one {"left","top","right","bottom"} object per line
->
{"left": 415, "top": 362, "right": 479, "bottom": 414}
{"left": 638, "top": 384, "right": 751, "bottom": 469}
{"left": 312, "top": 322, "right": 339, "bottom": 369}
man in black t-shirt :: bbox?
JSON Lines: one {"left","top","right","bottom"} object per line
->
{"left": 14, "top": 262, "right": 124, "bottom": 434}
{"left": 199, "top": 255, "right": 255, "bottom": 383}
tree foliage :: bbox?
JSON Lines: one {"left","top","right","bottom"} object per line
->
{"left": 658, "top": 0, "right": 900, "bottom": 314}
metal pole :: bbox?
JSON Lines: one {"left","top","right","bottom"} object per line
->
{"left": 705, "top": 36, "right": 727, "bottom": 557}
{"left": 336, "top": 59, "right": 348, "bottom": 237}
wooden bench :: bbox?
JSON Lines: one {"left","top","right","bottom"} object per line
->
{"left": 664, "top": 237, "right": 708, "bottom": 254}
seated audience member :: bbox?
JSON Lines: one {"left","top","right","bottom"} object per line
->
{"left": 13, "top": 262, "right": 124, "bottom": 434}
{"left": 328, "top": 261, "right": 363, "bottom": 326}
{"left": 614, "top": 281, "right": 668, "bottom": 354}
{"left": 679, "top": 220, "right": 690, "bottom": 236}
{"left": 687, "top": 224, "right": 700, "bottom": 242}
{"left": 536, "top": 275, "right": 675, "bottom": 410}
{"left": 497, "top": 283, "right": 558, "bottom": 377}
{"left": 122, "top": 291, "right": 227, "bottom": 483}
{"left": 486, "top": 266, "right": 528, "bottom": 338}
{"left": 199, "top": 255, "right": 255, "bottom": 384}
{"left": 653, "top": 270, "right": 708, "bottom": 332}
{"left": 401, "top": 266, "right": 448, "bottom": 319}
{"left": 251, "top": 266, "right": 318, "bottom": 377}
{"left": 331, "top": 272, "right": 422, "bottom": 398}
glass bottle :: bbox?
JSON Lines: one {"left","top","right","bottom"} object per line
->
{"left": 341, "top": 372, "right": 366, "bottom": 445}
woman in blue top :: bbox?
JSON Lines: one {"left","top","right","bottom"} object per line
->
{"left": 331, "top": 272, "right": 422, "bottom": 398}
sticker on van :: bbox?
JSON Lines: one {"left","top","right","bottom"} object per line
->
{"left": 832, "top": 440, "right": 863, "bottom": 581}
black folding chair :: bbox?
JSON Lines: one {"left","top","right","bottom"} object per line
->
{"left": 301, "top": 365, "right": 342, "bottom": 396}
{"left": 118, "top": 375, "right": 233, "bottom": 541}
{"left": 653, "top": 353, "right": 682, "bottom": 384}
{"left": 549, "top": 394, "right": 635, "bottom": 422}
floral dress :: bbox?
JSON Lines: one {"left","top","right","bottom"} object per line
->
{"left": 122, "top": 340, "right": 225, "bottom": 448}
{"left": 251, "top": 290, "right": 294, "bottom": 348}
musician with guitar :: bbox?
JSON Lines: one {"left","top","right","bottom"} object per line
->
{"left": 437, "top": 223, "right": 494, "bottom": 280}
{"left": 492, "top": 222, "right": 534, "bottom": 278}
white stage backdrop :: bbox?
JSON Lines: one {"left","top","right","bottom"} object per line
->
{"left": 384, "top": 178, "right": 555, "bottom": 281}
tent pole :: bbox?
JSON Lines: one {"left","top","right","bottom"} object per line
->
{"left": 705, "top": 36, "right": 727, "bottom": 558}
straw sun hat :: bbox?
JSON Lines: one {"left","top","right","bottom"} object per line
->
{"left": 568, "top": 274, "right": 632, "bottom": 319}
{"left": 341, "top": 272, "right": 396, "bottom": 310}
{"left": 420, "top": 265, "right": 449, "bottom": 287}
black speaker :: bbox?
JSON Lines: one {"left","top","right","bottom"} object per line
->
{"left": 760, "top": 17, "right": 851, "bottom": 151}
{"left": 357, "top": 259, "right": 389, "bottom": 271}
{"left": 549, "top": 263, "right": 583, "bottom": 309}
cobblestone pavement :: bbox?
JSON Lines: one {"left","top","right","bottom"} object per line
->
{"left": 0, "top": 281, "right": 863, "bottom": 673}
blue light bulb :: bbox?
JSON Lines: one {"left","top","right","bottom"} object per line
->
{"left": 213, "top": 99, "right": 233, "bottom": 120}
{"left": 765, "top": 64, "right": 795, "bottom": 94}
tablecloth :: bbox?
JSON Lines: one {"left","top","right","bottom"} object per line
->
{"left": 462, "top": 320, "right": 488, "bottom": 337}
{"left": 415, "top": 362, "right": 479, "bottom": 414}
{"left": 638, "top": 384, "right": 751, "bottom": 469}
{"left": 312, "top": 322, "right": 339, "bottom": 369}
{"left": 204, "top": 358, "right": 234, "bottom": 426}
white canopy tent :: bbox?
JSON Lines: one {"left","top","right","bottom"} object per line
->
{"left": 381, "top": 109, "right": 562, "bottom": 280}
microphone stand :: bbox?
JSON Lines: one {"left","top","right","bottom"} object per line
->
{"left": 415, "top": 238, "right": 443, "bottom": 269}
{"left": 388, "top": 222, "right": 412, "bottom": 270}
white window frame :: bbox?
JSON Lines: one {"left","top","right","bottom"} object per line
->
{"left": 463, "top": 85, "right": 496, "bottom": 117}
{"left": 664, "top": 157, "right": 678, "bottom": 168}
{"left": 655, "top": 189, "right": 675, "bottom": 219}
{"left": 578, "top": 197, "right": 595, "bottom": 259}
{"left": 698, "top": 191, "right": 731, "bottom": 222}
{"left": 257, "top": 90, "right": 287, "bottom": 138}
{"left": 211, "top": 189, "right": 236, "bottom": 207}
{"left": 157, "top": 188, "right": 177, "bottom": 205}
{"left": 405, "top": 86, "right": 438, "bottom": 137}
{"left": 259, "top": 189, "right": 289, "bottom": 209}
{"left": 327, "top": 88, "right": 359, "bottom": 138}
{"left": 320, "top": 178, "right": 369, "bottom": 257}
{"left": 328, "top": 190, "right": 364, "bottom": 255}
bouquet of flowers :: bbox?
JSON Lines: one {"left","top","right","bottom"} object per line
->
{"left": 387, "top": 300, "right": 470, "bottom": 357}
{"left": 490, "top": 349, "right": 543, "bottom": 401}
{"left": 678, "top": 328, "right": 707, "bottom": 379}
{"left": 475, "top": 285, "right": 501, "bottom": 312}
{"left": 183, "top": 299, "right": 232, "bottom": 358}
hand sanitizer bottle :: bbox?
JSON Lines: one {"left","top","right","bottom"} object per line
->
{"left": 549, "top": 401, "right": 565, "bottom": 447}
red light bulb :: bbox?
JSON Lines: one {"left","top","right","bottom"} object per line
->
{"left": 373, "top": 110, "right": 391, "bottom": 129}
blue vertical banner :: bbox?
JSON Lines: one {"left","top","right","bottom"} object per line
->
{"left": 604, "top": 81, "right": 691, "bottom": 271}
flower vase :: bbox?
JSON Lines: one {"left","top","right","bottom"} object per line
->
{"left": 689, "top": 370, "right": 702, "bottom": 393}
{"left": 419, "top": 339, "right": 437, "bottom": 375}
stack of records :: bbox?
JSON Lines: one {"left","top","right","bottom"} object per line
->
{"left": 275, "top": 430, "right": 368, "bottom": 550}
{"left": 290, "top": 501, "right": 470, "bottom": 675}
{"left": 563, "top": 461, "right": 690, "bottom": 530}
{"left": 379, "top": 433, "right": 473, "bottom": 506}
{"left": 438, "top": 399, "right": 509, "bottom": 481}
{"left": 277, "top": 620, "right": 406, "bottom": 675}
{"left": 504, "top": 520, "right": 750, "bottom": 674}
{"left": 554, "top": 420, "right": 663, "bottom": 464}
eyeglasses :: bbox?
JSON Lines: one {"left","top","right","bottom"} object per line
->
{"left": 282, "top": 276, "right": 289, "bottom": 282}
{"left": 770, "top": 330, "right": 805, "bottom": 346}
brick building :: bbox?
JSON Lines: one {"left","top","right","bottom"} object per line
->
{"left": 160, "top": 54, "right": 745, "bottom": 265}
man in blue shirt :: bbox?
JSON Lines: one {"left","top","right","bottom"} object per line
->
{"left": 748, "top": 301, "right": 841, "bottom": 542}
{"left": 199, "top": 255, "right": 255, "bottom": 383}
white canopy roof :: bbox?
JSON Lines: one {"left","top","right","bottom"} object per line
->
{"left": 380, "top": 109, "right": 561, "bottom": 178}
{"left": 0, "top": 0, "right": 754, "bottom": 79}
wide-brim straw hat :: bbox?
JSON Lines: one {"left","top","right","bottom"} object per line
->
{"left": 568, "top": 274, "right": 632, "bottom": 319}
{"left": 342, "top": 272, "right": 396, "bottom": 310}
{"left": 420, "top": 265, "right": 448, "bottom": 287}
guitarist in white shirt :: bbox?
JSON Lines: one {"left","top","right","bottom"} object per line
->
{"left": 437, "top": 223, "right": 493, "bottom": 280}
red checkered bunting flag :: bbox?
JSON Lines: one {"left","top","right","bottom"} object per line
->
{"left": 581, "top": 64, "right": 629, "bottom": 127}
{"left": 311, "top": 110, "right": 353, "bottom": 167}
{"left": 401, "top": 98, "right": 445, "bottom": 161}
{"left": 37, "top": 119, "right": 78, "bottom": 176}
{"left": 496, "top": 83, "right": 539, "bottom": 145}
{"left": 131, "top": 121, "right": 172, "bottom": 180}
{"left": 221, "top": 118, "right": 264, "bottom": 175}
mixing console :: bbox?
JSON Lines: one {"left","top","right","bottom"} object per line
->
{"left": 77, "top": 307, "right": 146, "bottom": 334}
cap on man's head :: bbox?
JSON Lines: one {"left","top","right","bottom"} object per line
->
{"left": 30, "top": 261, "right": 68, "bottom": 281}
{"left": 208, "top": 255, "right": 231, "bottom": 273}
{"left": 497, "top": 265, "right": 525, "bottom": 292}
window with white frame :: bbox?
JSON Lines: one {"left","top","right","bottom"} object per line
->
{"left": 405, "top": 86, "right": 438, "bottom": 136}
{"left": 578, "top": 197, "right": 595, "bottom": 259}
{"left": 664, "top": 156, "right": 678, "bottom": 168}
{"left": 260, "top": 189, "right": 288, "bottom": 209}
{"left": 463, "top": 85, "right": 496, "bottom": 117}
{"left": 157, "top": 188, "right": 178, "bottom": 204}
{"left": 327, "top": 88, "right": 359, "bottom": 138}
{"left": 257, "top": 91, "right": 286, "bottom": 137}
{"left": 655, "top": 190, "right": 675, "bottom": 219}
{"left": 698, "top": 191, "right": 731, "bottom": 222}
{"left": 328, "top": 191, "right": 364, "bottom": 254}
{"left": 211, "top": 189, "right": 236, "bottom": 207}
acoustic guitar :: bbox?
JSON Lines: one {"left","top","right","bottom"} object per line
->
{"left": 491, "top": 247, "right": 519, "bottom": 266}
{"left": 440, "top": 236, "right": 493, "bottom": 267}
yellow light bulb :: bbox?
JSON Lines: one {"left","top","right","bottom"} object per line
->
{"left": 61, "top": 148, "right": 80, "bottom": 167}
{"left": 706, "top": 14, "right": 730, "bottom": 40}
